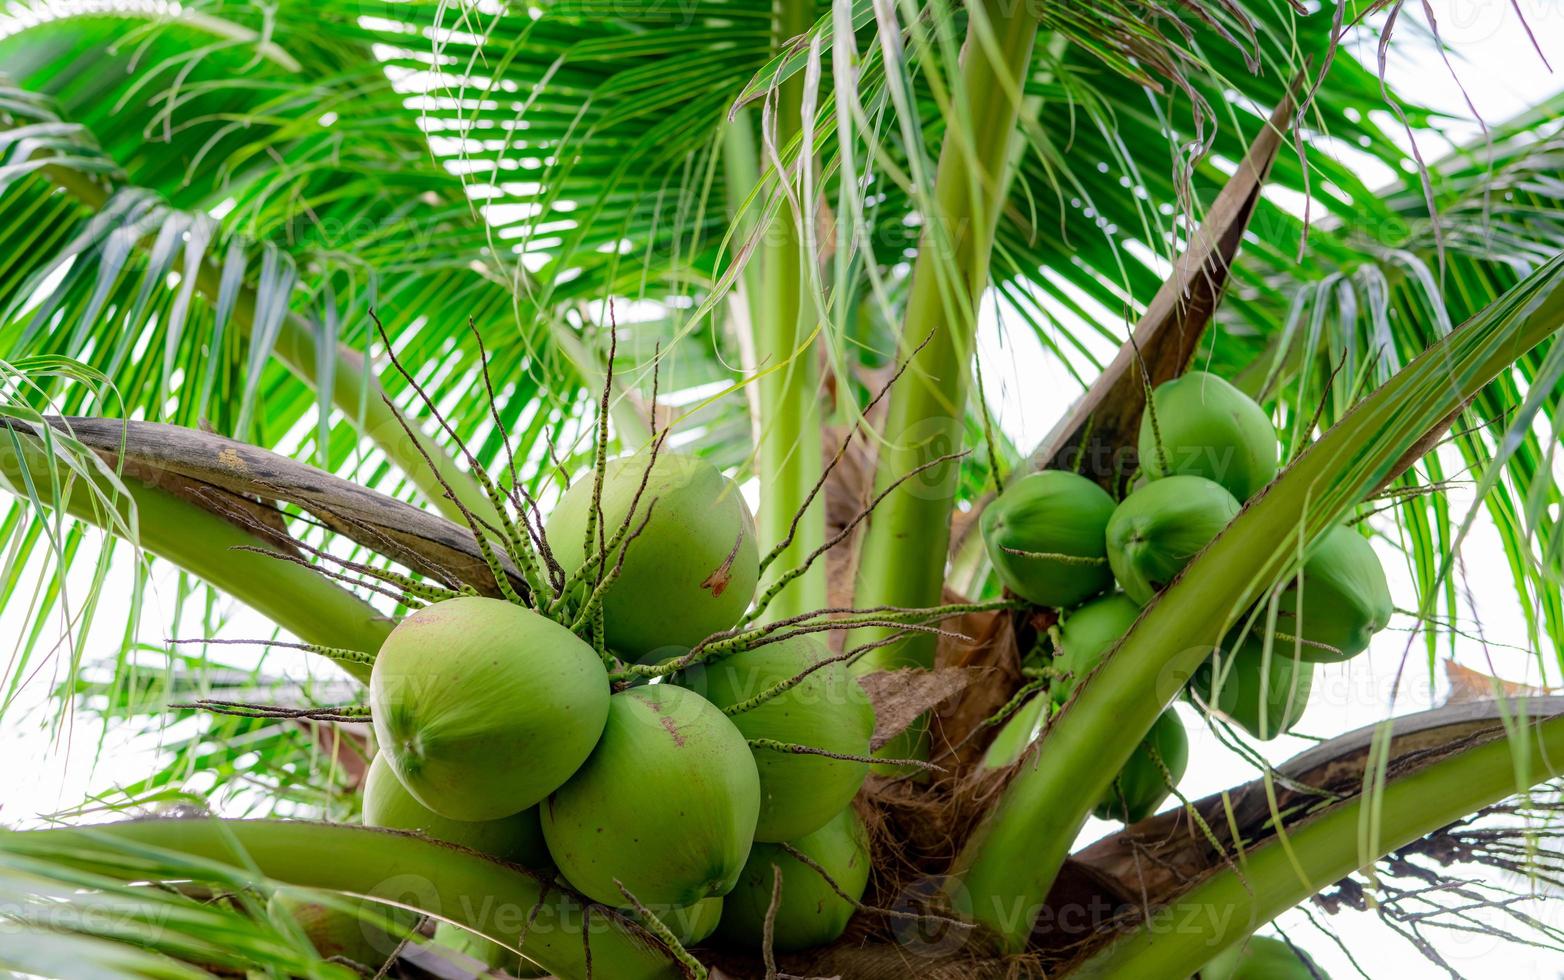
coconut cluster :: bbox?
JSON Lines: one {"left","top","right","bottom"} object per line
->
{"left": 357, "top": 451, "right": 874, "bottom": 964}
{"left": 983, "top": 371, "right": 1392, "bottom": 824}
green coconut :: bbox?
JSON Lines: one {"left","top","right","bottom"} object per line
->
{"left": 1265, "top": 524, "right": 1392, "bottom": 663}
{"left": 1199, "top": 935, "right": 1328, "bottom": 979}
{"left": 1107, "top": 475, "right": 1241, "bottom": 605}
{"left": 432, "top": 922, "right": 547, "bottom": 977}
{"left": 1050, "top": 593, "right": 1141, "bottom": 704}
{"left": 370, "top": 596, "right": 610, "bottom": 821}
{"left": 268, "top": 888, "right": 416, "bottom": 969}
{"left": 1092, "top": 709, "right": 1189, "bottom": 824}
{"left": 660, "top": 896, "right": 724, "bottom": 946}
{"left": 363, "top": 753, "right": 550, "bottom": 866}
{"left": 980, "top": 470, "right": 1117, "bottom": 608}
{"left": 1139, "top": 370, "right": 1278, "bottom": 501}
{"left": 542, "top": 685, "right": 760, "bottom": 907}
{"left": 1190, "top": 636, "right": 1315, "bottom": 740}
{"left": 715, "top": 807, "right": 870, "bottom": 952}
{"left": 680, "top": 634, "right": 875, "bottom": 842}
{"left": 546, "top": 452, "right": 759, "bottom": 659}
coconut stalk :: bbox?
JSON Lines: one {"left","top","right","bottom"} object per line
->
{"left": 851, "top": 0, "right": 1041, "bottom": 672}
{"left": 948, "top": 252, "right": 1564, "bottom": 949}
{"left": 0, "top": 819, "right": 685, "bottom": 980}
{"left": 750, "top": 0, "right": 827, "bottom": 620}
{"left": 0, "top": 432, "right": 389, "bottom": 679}
{"left": 8, "top": 416, "right": 526, "bottom": 597}
{"left": 1066, "top": 704, "right": 1564, "bottom": 978}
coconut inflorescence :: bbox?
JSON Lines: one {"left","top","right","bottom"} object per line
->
{"left": 715, "top": 806, "right": 871, "bottom": 952}
{"left": 369, "top": 596, "right": 610, "bottom": 822}
{"left": 1139, "top": 370, "right": 1278, "bottom": 501}
{"left": 981, "top": 470, "right": 1117, "bottom": 608}
{"left": 679, "top": 634, "right": 875, "bottom": 842}
{"left": 541, "top": 685, "right": 761, "bottom": 907}
{"left": 355, "top": 441, "right": 887, "bottom": 949}
{"left": 546, "top": 452, "right": 759, "bottom": 659}
{"left": 972, "top": 368, "right": 1393, "bottom": 832}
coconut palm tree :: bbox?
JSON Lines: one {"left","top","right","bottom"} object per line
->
{"left": 1, "top": 0, "right": 1562, "bottom": 977}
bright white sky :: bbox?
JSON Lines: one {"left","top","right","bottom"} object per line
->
{"left": 3, "top": 1, "right": 1564, "bottom": 976}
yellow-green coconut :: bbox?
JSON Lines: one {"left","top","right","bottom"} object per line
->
{"left": 680, "top": 635, "right": 875, "bottom": 842}
{"left": 362, "top": 752, "right": 549, "bottom": 866}
{"left": 1050, "top": 593, "right": 1141, "bottom": 704}
{"left": 714, "top": 807, "right": 870, "bottom": 952}
{"left": 541, "top": 685, "right": 760, "bottom": 908}
{"left": 369, "top": 596, "right": 610, "bottom": 821}
{"left": 546, "top": 452, "right": 759, "bottom": 659}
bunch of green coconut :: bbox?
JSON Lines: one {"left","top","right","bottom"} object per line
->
{"left": 311, "top": 451, "right": 877, "bottom": 973}
{"left": 981, "top": 371, "right": 1392, "bottom": 825}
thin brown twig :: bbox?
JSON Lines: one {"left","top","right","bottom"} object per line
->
{"left": 762, "top": 865, "right": 782, "bottom": 980}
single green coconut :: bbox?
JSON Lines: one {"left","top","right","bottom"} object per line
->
{"left": 542, "top": 685, "right": 760, "bottom": 907}
{"left": 432, "top": 922, "right": 547, "bottom": 978}
{"left": 680, "top": 635, "right": 875, "bottom": 842}
{"left": 660, "top": 896, "right": 724, "bottom": 946}
{"left": 1139, "top": 370, "right": 1278, "bottom": 501}
{"left": 1199, "top": 934, "right": 1328, "bottom": 979}
{"left": 1190, "top": 636, "right": 1315, "bottom": 741}
{"left": 1265, "top": 524, "right": 1392, "bottom": 663}
{"left": 1050, "top": 593, "right": 1142, "bottom": 704}
{"left": 715, "top": 807, "right": 870, "bottom": 952}
{"left": 268, "top": 888, "right": 417, "bottom": 969}
{"left": 980, "top": 470, "right": 1117, "bottom": 608}
{"left": 1092, "top": 709, "right": 1189, "bottom": 824}
{"left": 370, "top": 596, "right": 610, "bottom": 822}
{"left": 362, "top": 753, "right": 550, "bottom": 866}
{"left": 1107, "top": 475, "right": 1241, "bottom": 605}
{"left": 546, "top": 452, "right": 759, "bottom": 659}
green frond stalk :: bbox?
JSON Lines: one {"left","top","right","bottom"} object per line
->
{"left": 948, "top": 255, "right": 1564, "bottom": 949}
{"left": 1071, "top": 705, "right": 1564, "bottom": 978}
{"left": 0, "top": 819, "right": 685, "bottom": 980}
{"left": 751, "top": 0, "right": 827, "bottom": 620}
{"left": 1, "top": 435, "right": 388, "bottom": 681}
{"left": 852, "top": 0, "right": 1041, "bottom": 671}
